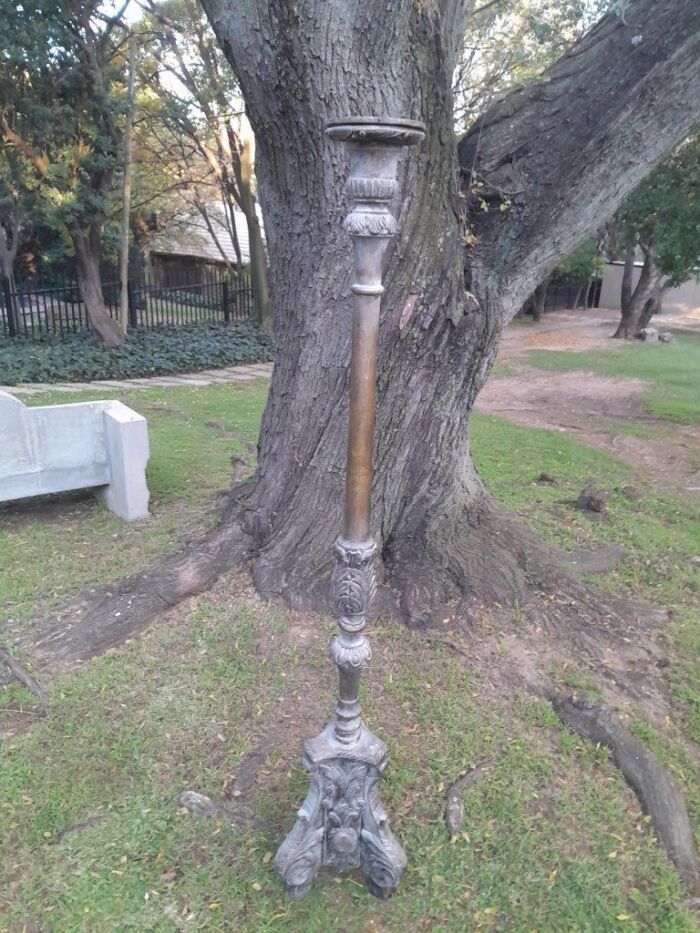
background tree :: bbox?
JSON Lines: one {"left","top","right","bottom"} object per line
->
{"left": 610, "top": 132, "right": 700, "bottom": 338}
{"left": 138, "top": 0, "right": 271, "bottom": 330}
{"left": 0, "top": 0, "right": 130, "bottom": 346}
{"left": 0, "top": 148, "right": 27, "bottom": 289}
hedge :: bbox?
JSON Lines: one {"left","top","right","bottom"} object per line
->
{"left": 0, "top": 323, "right": 274, "bottom": 385}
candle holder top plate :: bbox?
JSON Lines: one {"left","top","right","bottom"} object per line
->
{"left": 326, "top": 116, "right": 425, "bottom": 147}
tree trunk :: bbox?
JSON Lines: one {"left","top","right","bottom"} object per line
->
{"left": 637, "top": 285, "right": 665, "bottom": 333}
{"left": 73, "top": 229, "right": 125, "bottom": 347}
{"left": 614, "top": 245, "right": 661, "bottom": 339}
{"left": 238, "top": 119, "right": 272, "bottom": 332}
{"left": 531, "top": 276, "right": 550, "bottom": 322}
{"left": 199, "top": 0, "right": 700, "bottom": 617}
{"left": 620, "top": 245, "right": 635, "bottom": 314}
{"left": 118, "top": 35, "right": 137, "bottom": 335}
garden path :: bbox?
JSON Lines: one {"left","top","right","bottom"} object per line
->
{"left": 0, "top": 361, "right": 274, "bottom": 396}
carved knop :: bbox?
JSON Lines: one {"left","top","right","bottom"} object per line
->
{"left": 343, "top": 211, "right": 398, "bottom": 238}
{"left": 346, "top": 177, "right": 397, "bottom": 200}
{"left": 331, "top": 538, "right": 377, "bottom": 631}
{"left": 330, "top": 633, "right": 372, "bottom": 669}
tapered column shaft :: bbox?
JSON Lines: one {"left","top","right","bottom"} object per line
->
{"left": 344, "top": 293, "right": 380, "bottom": 542}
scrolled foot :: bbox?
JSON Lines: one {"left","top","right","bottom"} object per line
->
{"left": 359, "top": 783, "right": 406, "bottom": 897}
{"left": 365, "top": 878, "right": 397, "bottom": 900}
{"left": 275, "top": 731, "right": 406, "bottom": 897}
{"left": 273, "top": 773, "right": 325, "bottom": 895}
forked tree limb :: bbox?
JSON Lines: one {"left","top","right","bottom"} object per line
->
{"left": 551, "top": 695, "right": 699, "bottom": 893}
{"left": 459, "top": 0, "right": 700, "bottom": 313}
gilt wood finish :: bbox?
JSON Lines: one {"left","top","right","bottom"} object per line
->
{"left": 273, "top": 118, "right": 424, "bottom": 898}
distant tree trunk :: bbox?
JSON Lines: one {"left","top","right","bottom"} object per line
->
{"left": 620, "top": 245, "right": 635, "bottom": 313}
{"left": 637, "top": 284, "right": 666, "bottom": 332}
{"left": 0, "top": 215, "right": 21, "bottom": 317}
{"left": 238, "top": 121, "right": 271, "bottom": 332}
{"left": 118, "top": 35, "right": 136, "bottom": 335}
{"left": 531, "top": 275, "right": 550, "bottom": 321}
{"left": 614, "top": 244, "right": 661, "bottom": 339}
{"left": 200, "top": 0, "right": 700, "bottom": 616}
{"left": 73, "top": 228, "right": 125, "bottom": 347}
{"left": 130, "top": 213, "right": 151, "bottom": 284}
{"left": 572, "top": 284, "right": 584, "bottom": 310}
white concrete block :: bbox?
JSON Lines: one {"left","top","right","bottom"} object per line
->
{"left": 0, "top": 390, "right": 150, "bottom": 521}
{"left": 101, "top": 402, "right": 150, "bottom": 521}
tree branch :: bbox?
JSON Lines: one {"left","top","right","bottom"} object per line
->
{"left": 458, "top": 0, "right": 700, "bottom": 314}
{"left": 0, "top": 115, "right": 49, "bottom": 175}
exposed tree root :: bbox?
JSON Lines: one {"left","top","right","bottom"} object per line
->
{"left": 0, "top": 646, "right": 48, "bottom": 702}
{"left": 387, "top": 498, "right": 664, "bottom": 658}
{"left": 551, "top": 695, "right": 699, "bottom": 893}
{"left": 11, "top": 511, "right": 250, "bottom": 672}
{"left": 2, "top": 495, "right": 666, "bottom": 689}
{"left": 444, "top": 758, "right": 499, "bottom": 835}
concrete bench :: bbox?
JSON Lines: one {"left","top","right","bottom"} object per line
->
{"left": 0, "top": 391, "right": 150, "bottom": 521}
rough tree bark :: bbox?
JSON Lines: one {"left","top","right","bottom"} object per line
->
{"left": 73, "top": 227, "right": 125, "bottom": 348}
{"left": 614, "top": 243, "right": 664, "bottom": 338}
{"left": 191, "top": 0, "right": 700, "bottom": 620}
{"left": 637, "top": 288, "right": 665, "bottom": 332}
{"left": 619, "top": 244, "right": 635, "bottom": 314}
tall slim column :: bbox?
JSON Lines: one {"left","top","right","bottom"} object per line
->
{"left": 274, "top": 116, "right": 425, "bottom": 899}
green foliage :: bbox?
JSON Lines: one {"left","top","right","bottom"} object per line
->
{"left": 0, "top": 323, "right": 273, "bottom": 384}
{"left": 0, "top": 0, "right": 128, "bottom": 268}
{"left": 614, "top": 133, "right": 700, "bottom": 286}
{"left": 556, "top": 237, "right": 604, "bottom": 284}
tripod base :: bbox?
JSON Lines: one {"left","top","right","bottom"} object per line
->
{"left": 274, "top": 723, "right": 406, "bottom": 897}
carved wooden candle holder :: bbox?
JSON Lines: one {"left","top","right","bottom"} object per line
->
{"left": 274, "top": 116, "right": 425, "bottom": 899}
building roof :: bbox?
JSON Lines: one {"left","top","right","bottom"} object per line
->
{"left": 150, "top": 202, "right": 263, "bottom": 266}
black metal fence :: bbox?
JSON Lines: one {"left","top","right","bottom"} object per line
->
{"left": 0, "top": 268, "right": 254, "bottom": 340}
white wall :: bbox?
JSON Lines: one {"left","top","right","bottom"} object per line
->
{"left": 599, "top": 262, "right": 700, "bottom": 314}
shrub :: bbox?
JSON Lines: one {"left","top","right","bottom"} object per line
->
{"left": 0, "top": 324, "right": 274, "bottom": 385}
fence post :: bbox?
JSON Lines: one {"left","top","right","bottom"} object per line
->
{"left": 127, "top": 280, "right": 138, "bottom": 328}
{"left": 222, "top": 279, "right": 231, "bottom": 323}
{"left": 2, "top": 277, "right": 17, "bottom": 338}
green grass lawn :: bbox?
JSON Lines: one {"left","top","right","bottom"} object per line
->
{"left": 526, "top": 334, "right": 700, "bottom": 424}
{"left": 0, "top": 382, "right": 268, "bottom": 626}
{"left": 1, "top": 375, "right": 698, "bottom": 931}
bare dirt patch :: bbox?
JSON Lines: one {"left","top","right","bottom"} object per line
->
{"left": 479, "top": 310, "right": 700, "bottom": 493}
